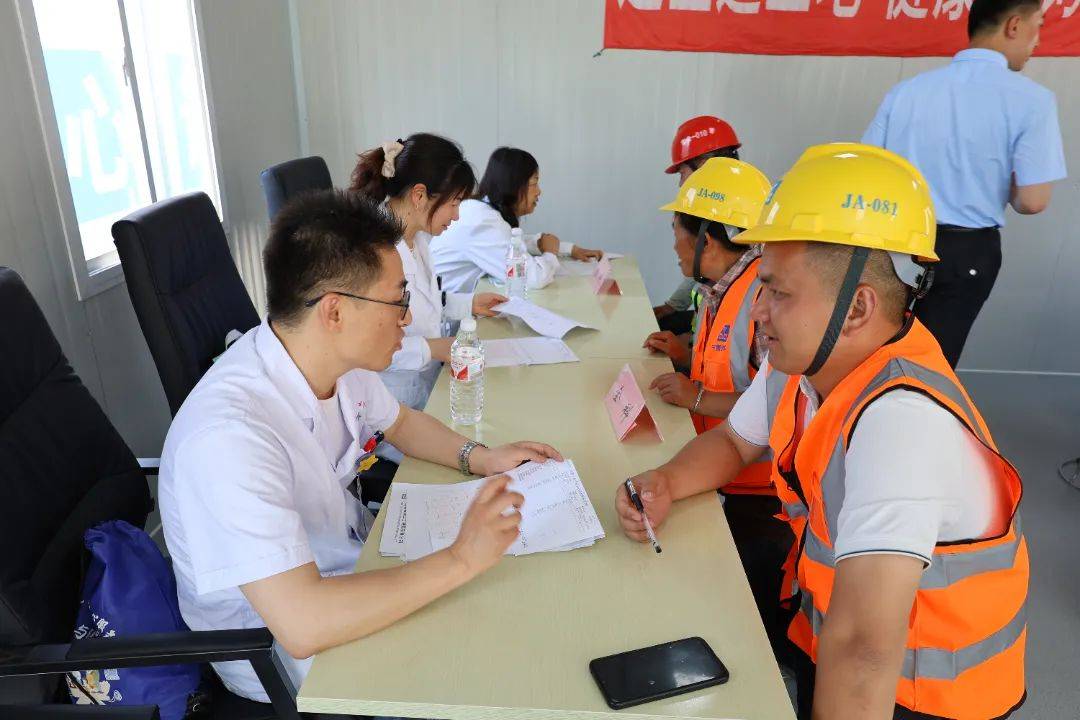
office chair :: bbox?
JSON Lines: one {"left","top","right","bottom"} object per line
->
{"left": 0, "top": 267, "right": 297, "bottom": 719}
{"left": 112, "top": 192, "right": 260, "bottom": 416}
{"left": 259, "top": 157, "right": 333, "bottom": 222}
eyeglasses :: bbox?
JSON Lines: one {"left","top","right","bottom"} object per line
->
{"left": 304, "top": 289, "right": 411, "bottom": 320}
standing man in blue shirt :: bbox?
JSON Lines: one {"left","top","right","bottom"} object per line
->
{"left": 862, "top": 0, "right": 1067, "bottom": 367}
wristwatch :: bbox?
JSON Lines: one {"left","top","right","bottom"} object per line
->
{"left": 458, "top": 439, "right": 488, "bottom": 475}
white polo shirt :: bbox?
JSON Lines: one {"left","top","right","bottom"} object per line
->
{"left": 727, "top": 361, "right": 1007, "bottom": 565}
{"left": 158, "top": 319, "right": 401, "bottom": 702}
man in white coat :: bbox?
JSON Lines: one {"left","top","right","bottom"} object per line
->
{"left": 159, "top": 189, "right": 562, "bottom": 704}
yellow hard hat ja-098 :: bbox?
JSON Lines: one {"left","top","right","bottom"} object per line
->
{"left": 660, "top": 157, "right": 772, "bottom": 231}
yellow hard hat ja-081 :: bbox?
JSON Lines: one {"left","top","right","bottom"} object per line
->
{"left": 733, "top": 142, "right": 938, "bottom": 283}
{"left": 660, "top": 157, "right": 773, "bottom": 231}
{"left": 732, "top": 143, "right": 939, "bottom": 376}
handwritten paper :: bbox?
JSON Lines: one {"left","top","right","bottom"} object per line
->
{"left": 482, "top": 338, "right": 580, "bottom": 368}
{"left": 380, "top": 461, "right": 605, "bottom": 562}
{"left": 604, "top": 364, "right": 664, "bottom": 442}
{"left": 492, "top": 297, "right": 596, "bottom": 338}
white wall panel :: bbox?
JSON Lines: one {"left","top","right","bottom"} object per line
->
{"left": 292, "top": 0, "right": 1079, "bottom": 373}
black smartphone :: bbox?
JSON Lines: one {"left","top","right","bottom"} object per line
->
{"left": 589, "top": 636, "right": 730, "bottom": 710}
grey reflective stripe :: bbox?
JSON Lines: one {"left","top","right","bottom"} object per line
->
{"left": 804, "top": 515, "right": 1026, "bottom": 588}
{"left": 802, "top": 590, "right": 1027, "bottom": 682}
{"left": 800, "top": 588, "right": 825, "bottom": 636}
{"left": 803, "top": 527, "right": 834, "bottom": 567}
{"left": 900, "top": 604, "right": 1026, "bottom": 681}
{"left": 783, "top": 502, "right": 807, "bottom": 520}
{"left": 820, "top": 439, "right": 847, "bottom": 544}
{"left": 727, "top": 277, "right": 760, "bottom": 392}
{"left": 765, "top": 367, "right": 789, "bottom": 429}
{"left": 843, "top": 358, "right": 989, "bottom": 447}
{"left": 921, "top": 514, "right": 1024, "bottom": 590}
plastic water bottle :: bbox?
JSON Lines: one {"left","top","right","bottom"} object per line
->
{"left": 450, "top": 317, "right": 485, "bottom": 425}
{"left": 505, "top": 228, "right": 528, "bottom": 301}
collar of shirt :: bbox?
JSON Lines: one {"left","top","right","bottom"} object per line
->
{"left": 699, "top": 244, "right": 762, "bottom": 313}
{"left": 254, "top": 318, "right": 362, "bottom": 440}
{"left": 798, "top": 375, "right": 822, "bottom": 416}
{"left": 952, "top": 48, "right": 1008, "bottom": 69}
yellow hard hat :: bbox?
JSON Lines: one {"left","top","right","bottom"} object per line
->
{"left": 660, "top": 157, "right": 772, "bottom": 230}
{"left": 733, "top": 143, "right": 938, "bottom": 263}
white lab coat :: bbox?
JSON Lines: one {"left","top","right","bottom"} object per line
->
{"left": 378, "top": 231, "right": 473, "bottom": 413}
{"left": 430, "top": 199, "right": 576, "bottom": 293}
{"left": 159, "top": 319, "right": 402, "bottom": 701}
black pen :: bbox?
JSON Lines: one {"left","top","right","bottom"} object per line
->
{"left": 624, "top": 478, "right": 662, "bottom": 554}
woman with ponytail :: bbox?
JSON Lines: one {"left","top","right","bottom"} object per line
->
{"left": 350, "top": 133, "right": 506, "bottom": 413}
{"left": 430, "top": 147, "right": 603, "bottom": 293}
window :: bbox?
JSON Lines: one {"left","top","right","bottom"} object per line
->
{"left": 21, "top": 0, "right": 220, "bottom": 299}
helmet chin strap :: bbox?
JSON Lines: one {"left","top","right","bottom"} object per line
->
{"left": 803, "top": 246, "right": 870, "bottom": 378}
{"left": 692, "top": 222, "right": 730, "bottom": 285}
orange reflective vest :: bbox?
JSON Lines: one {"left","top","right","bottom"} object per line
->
{"left": 690, "top": 257, "right": 772, "bottom": 496}
{"left": 766, "top": 320, "right": 1027, "bottom": 719}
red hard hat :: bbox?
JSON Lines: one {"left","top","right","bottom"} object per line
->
{"left": 665, "top": 115, "right": 741, "bottom": 174}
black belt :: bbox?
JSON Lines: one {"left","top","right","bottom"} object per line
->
{"left": 937, "top": 224, "right": 998, "bottom": 233}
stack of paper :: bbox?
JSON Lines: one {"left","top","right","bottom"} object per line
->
{"left": 555, "top": 259, "right": 599, "bottom": 277}
{"left": 483, "top": 337, "right": 580, "bottom": 368}
{"left": 379, "top": 460, "right": 605, "bottom": 561}
{"left": 554, "top": 252, "right": 625, "bottom": 278}
{"left": 492, "top": 297, "right": 595, "bottom": 338}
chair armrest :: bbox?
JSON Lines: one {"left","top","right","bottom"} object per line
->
{"left": 0, "top": 705, "right": 160, "bottom": 719}
{"left": 0, "top": 628, "right": 272, "bottom": 676}
{"left": 137, "top": 458, "right": 160, "bottom": 476}
{"left": 0, "top": 628, "right": 299, "bottom": 720}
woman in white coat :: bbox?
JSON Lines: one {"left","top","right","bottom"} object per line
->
{"left": 350, "top": 133, "right": 506, "bottom": 416}
{"left": 430, "top": 147, "right": 603, "bottom": 293}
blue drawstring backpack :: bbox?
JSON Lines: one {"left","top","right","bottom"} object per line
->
{"left": 67, "top": 520, "right": 200, "bottom": 720}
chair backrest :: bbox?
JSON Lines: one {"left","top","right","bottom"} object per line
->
{"left": 112, "top": 192, "right": 260, "bottom": 416}
{"left": 0, "top": 267, "right": 152, "bottom": 702}
{"left": 259, "top": 156, "right": 333, "bottom": 221}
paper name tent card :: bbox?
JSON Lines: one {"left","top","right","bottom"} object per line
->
{"left": 379, "top": 460, "right": 604, "bottom": 562}
{"left": 591, "top": 256, "right": 621, "bottom": 295}
{"left": 603, "top": 364, "right": 664, "bottom": 442}
{"left": 492, "top": 297, "right": 596, "bottom": 339}
{"left": 482, "top": 337, "right": 580, "bottom": 368}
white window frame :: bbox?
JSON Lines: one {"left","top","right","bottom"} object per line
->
{"left": 14, "top": 0, "right": 224, "bottom": 301}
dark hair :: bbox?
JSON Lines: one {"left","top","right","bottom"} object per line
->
{"left": 805, "top": 243, "right": 910, "bottom": 322}
{"left": 968, "top": 0, "right": 1040, "bottom": 38}
{"left": 349, "top": 133, "right": 476, "bottom": 221}
{"left": 476, "top": 147, "right": 540, "bottom": 228}
{"left": 264, "top": 189, "right": 402, "bottom": 325}
{"left": 685, "top": 145, "right": 740, "bottom": 172}
{"left": 674, "top": 212, "right": 741, "bottom": 253}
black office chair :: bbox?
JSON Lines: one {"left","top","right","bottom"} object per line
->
{"left": 112, "top": 192, "right": 261, "bottom": 416}
{"left": 260, "top": 157, "right": 333, "bottom": 221}
{"left": 0, "top": 267, "right": 298, "bottom": 719}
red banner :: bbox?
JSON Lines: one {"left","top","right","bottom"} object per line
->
{"left": 604, "top": 0, "right": 1080, "bottom": 57}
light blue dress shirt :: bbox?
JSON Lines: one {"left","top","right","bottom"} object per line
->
{"left": 862, "top": 49, "right": 1067, "bottom": 228}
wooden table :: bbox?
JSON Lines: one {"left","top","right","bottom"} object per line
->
{"left": 297, "top": 258, "right": 795, "bottom": 720}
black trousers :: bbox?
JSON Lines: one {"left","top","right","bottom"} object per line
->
{"left": 722, "top": 494, "right": 795, "bottom": 660}
{"left": 657, "top": 308, "right": 695, "bottom": 335}
{"left": 914, "top": 226, "right": 1002, "bottom": 368}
